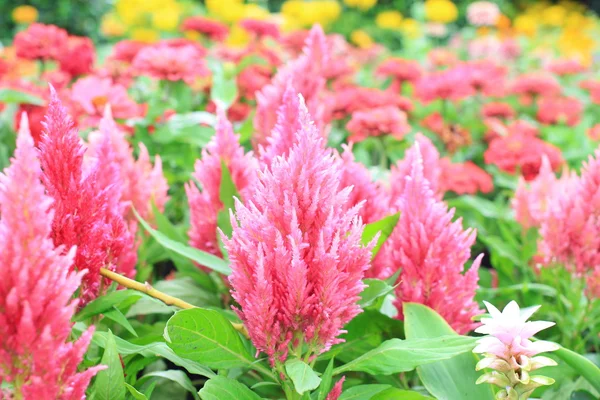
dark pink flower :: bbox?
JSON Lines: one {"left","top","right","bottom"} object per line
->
{"left": 240, "top": 18, "right": 280, "bottom": 39}
{"left": 481, "top": 102, "right": 515, "bottom": 119}
{"left": 511, "top": 73, "right": 561, "bottom": 104}
{"left": 14, "top": 23, "right": 68, "bottom": 61}
{"left": 547, "top": 59, "right": 586, "bottom": 76}
{"left": 181, "top": 17, "right": 229, "bottom": 41}
{"left": 537, "top": 96, "right": 583, "bottom": 127}
{"left": 110, "top": 40, "right": 147, "bottom": 63}
{"left": 415, "top": 68, "right": 475, "bottom": 103}
{"left": 59, "top": 35, "right": 95, "bottom": 77}
{"left": 375, "top": 58, "right": 423, "bottom": 85}
{"left": 346, "top": 106, "right": 410, "bottom": 142}
{"left": 325, "top": 86, "right": 413, "bottom": 121}
{"left": 132, "top": 44, "right": 209, "bottom": 84}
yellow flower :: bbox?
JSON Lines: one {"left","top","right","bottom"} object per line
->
{"left": 344, "top": 0, "right": 377, "bottom": 12}
{"left": 401, "top": 18, "right": 420, "bottom": 38}
{"left": 101, "top": 13, "right": 127, "bottom": 37}
{"left": 542, "top": 5, "right": 567, "bottom": 26}
{"left": 424, "top": 0, "right": 458, "bottom": 24}
{"left": 184, "top": 30, "right": 202, "bottom": 41}
{"left": 151, "top": 5, "right": 182, "bottom": 31}
{"left": 376, "top": 10, "right": 403, "bottom": 29}
{"left": 227, "top": 24, "right": 251, "bottom": 47}
{"left": 514, "top": 15, "right": 537, "bottom": 37}
{"left": 207, "top": 0, "right": 245, "bottom": 23}
{"left": 350, "top": 29, "right": 374, "bottom": 49}
{"left": 282, "top": 0, "right": 340, "bottom": 29}
{"left": 131, "top": 27, "right": 160, "bottom": 43}
{"left": 12, "top": 5, "right": 38, "bottom": 24}
{"left": 243, "top": 4, "right": 270, "bottom": 20}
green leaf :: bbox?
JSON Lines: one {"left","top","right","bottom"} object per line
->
{"left": 361, "top": 212, "right": 400, "bottom": 258}
{"left": 316, "top": 359, "right": 335, "bottom": 400}
{"left": 134, "top": 208, "right": 231, "bottom": 275}
{"left": 164, "top": 308, "right": 254, "bottom": 370}
{"left": 103, "top": 306, "right": 138, "bottom": 337}
{"left": 554, "top": 346, "right": 600, "bottom": 393}
{"left": 372, "top": 389, "right": 434, "bottom": 400}
{"left": 359, "top": 279, "right": 395, "bottom": 308}
{"left": 199, "top": 376, "right": 262, "bottom": 400}
{"left": 217, "top": 160, "right": 241, "bottom": 240}
{"left": 137, "top": 370, "right": 199, "bottom": 400}
{"left": 124, "top": 383, "right": 148, "bottom": 400}
{"left": 0, "top": 88, "right": 45, "bottom": 105}
{"left": 332, "top": 335, "right": 477, "bottom": 376}
{"left": 403, "top": 303, "right": 495, "bottom": 400}
{"left": 75, "top": 289, "right": 143, "bottom": 321}
{"left": 285, "top": 359, "right": 322, "bottom": 395}
{"left": 93, "top": 331, "right": 126, "bottom": 400}
{"left": 338, "top": 384, "right": 391, "bottom": 400}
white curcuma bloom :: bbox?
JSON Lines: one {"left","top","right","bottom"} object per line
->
{"left": 473, "top": 301, "right": 558, "bottom": 400}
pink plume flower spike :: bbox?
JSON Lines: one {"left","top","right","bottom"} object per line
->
{"left": 186, "top": 110, "right": 258, "bottom": 266}
{"left": 0, "top": 121, "right": 104, "bottom": 399}
{"left": 225, "top": 106, "right": 374, "bottom": 366}
{"left": 388, "top": 143, "right": 482, "bottom": 334}
{"left": 39, "top": 87, "right": 132, "bottom": 304}
{"left": 473, "top": 301, "right": 557, "bottom": 399}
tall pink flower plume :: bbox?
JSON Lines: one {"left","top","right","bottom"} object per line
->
{"left": 254, "top": 24, "right": 329, "bottom": 146}
{"left": 0, "top": 115, "right": 103, "bottom": 399}
{"left": 186, "top": 111, "right": 258, "bottom": 263}
{"left": 389, "top": 144, "right": 482, "bottom": 334}
{"left": 225, "top": 110, "right": 373, "bottom": 365}
{"left": 39, "top": 88, "right": 133, "bottom": 304}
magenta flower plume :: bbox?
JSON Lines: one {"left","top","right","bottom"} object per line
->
{"left": 39, "top": 88, "right": 133, "bottom": 304}
{"left": 254, "top": 24, "right": 328, "bottom": 146}
{"left": 389, "top": 144, "right": 482, "bottom": 334}
{"left": 186, "top": 111, "right": 258, "bottom": 263}
{"left": 0, "top": 115, "right": 103, "bottom": 398}
{"left": 225, "top": 107, "right": 373, "bottom": 365}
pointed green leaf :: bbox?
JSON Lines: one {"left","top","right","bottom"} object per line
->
{"left": 103, "top": 306, "right": 138, "bottom": 337}
{"left": 0, "top": 88, "right": 45, "bottom": 105}
{"left": 75, "top": 289, "right": 144, "bottom": 321}
{"left": 285, "top": 359, "right": 322, "bottom": 395}
{"left": 361, "top": 212, "right": 400, "bottom": 257}
{"left": 93, "top": 331, "right": 126, "bottom": 400}
{"left": 199, "top": 376, "right": 262, "bottom": 400}
{"left": 372, "top": 389, "right": 434, "bottom": 400}
{"left": 316, "top": 359, "right": 335, "bottom": 400}
{"left": 359, "top": 279, "right": 395, "bottom": 308}
{"left": 124, "top": 383, "right": 148, "bottom": 400}
{"left": 554, "top": 346, "right": 600, "bottom": 393}
{"left": 217, "top": 160, "right": 241, "bottom": 240}
{"left": 137, "top": 370, "right": 199, "bottom": 400}
{"left": 338, "top": 384, "right": 391, "bottom": 400}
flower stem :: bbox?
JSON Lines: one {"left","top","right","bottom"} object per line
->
{"left": 99, "top": 267, "right": 248, "bottom": 337}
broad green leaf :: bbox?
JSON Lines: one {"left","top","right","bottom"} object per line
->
{"left": 316, "top": 359, "right": 335, "bottom": 400}
{"left": 338, "top": 384, "right": 391, "bottom": 400}
{"left": 75, "top": 289, "right": 143, "bottom": 321}
{"left": 285, "top": 359, "right": 322, "bottom": 395}
{"left": 103, "top": 306, "right": 138, "bottom": 337}
{"left": 404, "top": 303, "right": 495, "bottom": 400}
{"left": 134, "top": 208, "right": 231, "bottom": 275}
{"left": 124, "top": 383, "right": 148, "bottom": 400}
{"left": 361, "top": 212, "right": 400, "bottom": 257}
{"left": 137, "top": 370, "right": 199, "bottom": 400}
{"left": 554, "top": 346, "right": 600, "bottom": 393}
{"left": 332, "top": 335, "right": 477, "bottom": 375}
{"left": 0, "top": 88, "right": 44, "bottom": 105}
{"left": 359, "top": 279, "right": 395, "bottom": 308}
{"left": 93, "top": 331, "right": 126, "bottom": 400}
{"left": 199, "top": 376, "right": 262, "bottom": 400}
{"left": 217, "top": 160, "right": 241, "bottom": 239}
{"left": 164, "top": 308, "right": 255, "bottom": 370}
{"left": 209, "top": 62, "right": 238, "bottom": 109}
{"left": 372, "top": 389, "right": 434, "bottom": 400}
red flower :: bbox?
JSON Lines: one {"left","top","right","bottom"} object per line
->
{"left": 181, "top": 17, "right": 229, "bottom": 41}
{"left": 325, "top": 86, "right": 413, "bottom": 121}
{"left": 14, "top": 23, "right": 68, "bottom": 61}
{"left": 481, "top": 102, "right": 515, "bottom": 119}
{"left": 484, "top": 132, "right": 563, "bottom": 180}
{"left": 59, "top": 35, "right": 95, "bottom": 77}
{"left": 537, "top": 96, "right": 583, "bottom": 126}
{"left": 511, "top": 73, "right": 561, "bottom": 104}
{"left": 422, "top": 112, "right": 445, "bottom": 134}
{"left": 110, "top": 40, "right": 147, "bottom": 63}
{"left": 439, "top": 159, "right": 494, "bottom": 194}
{"left": 376, "top": 58, "right": 422, "bottom": 85}
{"left": 346, "top": 106, "right": 410, "bottom": 142}
{"left": 237, "top": 65, "right": 273, "bottom": 100}
{"left": 240, "top": 18, "right": 280, "bottom": 39}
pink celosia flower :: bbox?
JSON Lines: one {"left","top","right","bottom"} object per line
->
{"left": 59, "top": 35, "right": 95, "bottom": 77}
{"left": 110, "top": 40, "right": 147, "bottom": 63}
{"left": 39, "top": 88, "right": 133, "bottom": 304}
{"left": 512, "top": 156, "right": 564, "bottom": 230}
{"left": 225, "top": 110, "right": 373, "bottom": 365}
{"left": 375, "top": 58, "right": 423, "bottom": 86}
{"left": 240, "top": 18, "right": 280, "bottom": 39}
{"left": 467, "top": 1, "right": 500, "bottom": 26}
{"left": 326, "top": 377, "right": 345, "bottom": 400}
{"left": 14, "top": 23, "right": 68, "bottom": 61}
{"left": 439, "top": 159, "right": 494, "bottom": 195}
{"left": 481, "top": 102, "right": 515, "bottom": 120}
{"left": 415, "top": 68, "right": 475, "bottom": 103}
{"left": 254, "top": 25, "right": 329, "bottom": 146}
{"left": 181, "top": 17, "right": 229, "bottom": 41}
{"left": 0, "top": 116, "right": 103, "bottom": 398}
{"left": 389, "top": 145, "right": 482, "bottom": 334}
{"left": 87, "top": 107, "right": 169, "bottom": 222}
{"left": 389, "top": 134, "right": 442, "bottom": 204}
{"left": 484, "top": 133, "right": 563, "bottom": 181}
{"left": 547, "top": 59, "right": 586, "bottom": 76}
{"left": 511, "top": 73, "right": 561, "bottom": 105}
{"left": 70, "top": 76, "right": 141, "bottom": 128}
{"left": 346, "top": 106, "right": 410, "bottom": 142}
{"left": 325, "top": 87, "right": 413, "bottom": 121}
{"left": 187, "top": 111, "right": 258, "bottom": 263}
{"left": 474, "top": 301, "right": 557, "bottom": 398}
{"left": 132, "top": 44, "right": 209, "bottom": 84}
{"left": 537, "top": 96, "right": 583, "bottom": 127}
